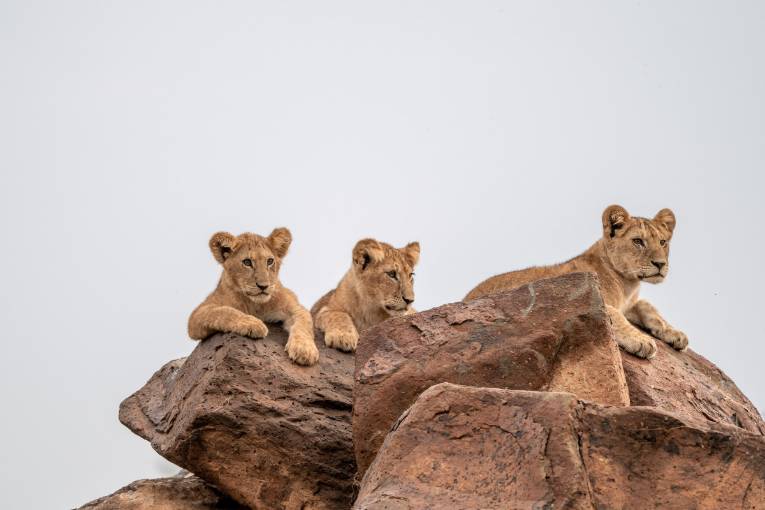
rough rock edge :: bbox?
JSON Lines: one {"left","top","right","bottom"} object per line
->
{"left": 76, "top": 476, "right": 245, "bottom": 509}
{"left": 118, "top": 329, "right": 356, "bottom": 509}
{"left": 355, "top": 383, "right": 765, "bottom": 509}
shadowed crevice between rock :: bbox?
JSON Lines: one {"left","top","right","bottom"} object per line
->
{"left": 353, "top": 272, "right": 631, "bottom": 476}
{"left": 354, "top": 383, "right": 765, "bottom": 509}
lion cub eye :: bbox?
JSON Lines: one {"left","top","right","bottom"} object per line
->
{"left": 267, "top": 257, "right": 274, "bottom": 266}
{"left": 659, "top": 240, "right": 666, "bottom": 246}
{"left": 386, "top": 270, "right": 398, "bottom": 280}
{"left": 242, "top": 258, "right": 253, "bottom": 267}
{"left": 632, "top": 238, "right": 645, "bottom": 248}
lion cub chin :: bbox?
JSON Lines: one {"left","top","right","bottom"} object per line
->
{"left": 465, "top": 205, "right": 688, "bottom": 360}
{"left": 311, "top": 238, "right": 420, "bottom": 353}
{"left": 188, "top": 227, "right": 319, "bottom": 366}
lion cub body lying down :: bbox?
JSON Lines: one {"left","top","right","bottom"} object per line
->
{"left": 312, "top": 239, "right": 420, "bottom": 353}
{"left": 465, "top": 205, "right": 688, "bottom": 359}
{"left": 188, "top": 228, "right": 319, "bottom": 366}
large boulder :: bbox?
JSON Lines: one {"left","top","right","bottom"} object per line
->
{"left": 353, "top": 272, "right": 630, "bottom": 476}
{"left": 119, "top": 329, "right": 356, "bottom": 510}
{"left": 354, "top": 383, "right": 765, "bottom": 509}
{"left": 622, "top": 341, "right": 765, "bottom": 435}
{"left": 77, "top": 476, "right": 244, "bottom": 510}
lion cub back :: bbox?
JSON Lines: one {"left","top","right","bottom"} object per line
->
{"left": 465, "top": 265, "right": 569, "bottom": 301}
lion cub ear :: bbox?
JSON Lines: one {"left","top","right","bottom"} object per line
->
{"left": 267, "top": 227, "right": 292, "bottom": 258}
{"left": 602, "top": 205, "right": 630, "bottom": 238}
{"left": 653, "top": 208, "right": 676, "bottom": 235}
{"left": 400, "top": 242, "right": 420, "bottom": 267}
{"left": 209, "top": 232, "right": 236, "bottom": 264}
{"left": 353, "top": 239, "right": 384, "bottom": 271}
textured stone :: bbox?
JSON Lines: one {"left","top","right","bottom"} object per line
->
{"left": 354, "top": 383, "right": 765, "bottom": 510}
{"left": 119, "top": 329, "right": 356, "bottom": 510}
{"left": 353, "top": 272, "right": 630, "bottom": 476}
{"left": 622, "top": 340, "right": 765, "bottom": 436}
{"left": 77, "top": 476, "right": 244, "bottom": 510}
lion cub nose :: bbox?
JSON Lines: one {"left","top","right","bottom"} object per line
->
{"left": 403, "top": 297, "right": 414, "bottom": 305}
{"left": 651, "top": 261, "right": 666, "bottom": 270}
{"left": 256, "top": 283, "right": 269, "bottom": 291}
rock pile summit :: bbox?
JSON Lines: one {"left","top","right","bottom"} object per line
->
{"left": 80, "top": 273, "right": 765, "bottom": 509}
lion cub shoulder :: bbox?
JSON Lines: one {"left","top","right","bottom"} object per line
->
{"left": 188, "top": 227, "right": 319, "bottom": 366}
{"left": 465, "top": 205, "right": 687, "bottom": 359}
{"left": 312, "top": 238, "right": 420, "bottom": 353}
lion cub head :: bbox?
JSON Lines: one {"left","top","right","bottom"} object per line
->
{"left": 352, "top": 239, "right": 420, "bottom": 316}
{"left": 601, "top": 205, "right": 676, "bottom": 283}
{"left": 209, "top": 227, "right": 292, "bottom": 303}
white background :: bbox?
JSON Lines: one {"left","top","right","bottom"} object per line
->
{"left": 1, "top": 1, "right": 763, "bottom": 508}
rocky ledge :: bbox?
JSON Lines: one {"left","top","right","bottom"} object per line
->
{"left": 117, "top": 329, "right": 356, "bottom": 509}
{"left": 79, "top": 273, "right": 765, "bottom": 509}
{"left": 355, "top": 383, "right": 765, "bottom": 509}
{"left": 78, "top": 475, "right": 245, "bottom": 510}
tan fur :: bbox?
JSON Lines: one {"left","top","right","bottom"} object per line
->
{"left": 188, "top": 228, "right": 319, "bottom": 366}
{"left": 311, "top": 239, "right": 420, "bottom": 353}
{"left": 465, "top": 205, "right": 687, "bottom": 359}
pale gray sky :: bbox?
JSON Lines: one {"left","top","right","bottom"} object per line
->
{"left": 1, "top": 1, "right": 763, "bottom": 508}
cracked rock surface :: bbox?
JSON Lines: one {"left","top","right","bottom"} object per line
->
{"left": 622, "top": 340, "right": 765, "bottom": 436}
{"left": 104, "top": 272, "right": 764, "bottom": 509}
{"left": 77, "top": 476, "right": 245, "bottom": 510}
{"left": 353, "top": 272, "right": 630, "bottom": 476}
{"left": 118, "top": 329, "right": 356, "bottom": 510}
{"left": 354, "top": 383, "right": 765, "bottom": 510}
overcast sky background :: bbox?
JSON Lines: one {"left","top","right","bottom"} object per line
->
{"left": 1, "top": 1, "right": 763, "bottom": 508}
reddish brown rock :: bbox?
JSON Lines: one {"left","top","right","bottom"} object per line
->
{"left": 77, "top": 476, "right": 244, "bottom": 510}
{"left": 580, "top": 401, "right": 765, "bottom": 509}
{"left": 353, "top": 272, "right": 630, "bottom": 476}
{"left": 119, "top": 329, "right": 356, "bottom": 510}
{"left": 354, "top": 383, "right": 765, "bottom": 510}
{"left": 355, "top": 384, "right": 591, "bottom": 509}
{"left": 622, "top": 340, "right": 765, "bottom": 435}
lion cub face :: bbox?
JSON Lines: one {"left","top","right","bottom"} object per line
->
{"left": 209, "top": 228, "right": 292, "bottom": 303}
{"left": 601, "top": 205, "right": 676, "bottom": 283}
{"left": 352, "top": 239, "right": 420, "bottom": 316}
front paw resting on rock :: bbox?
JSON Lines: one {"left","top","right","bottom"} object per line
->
{"left": 620, "top": 333, "right": 657, "bottom": 359}
{"left": 634, "top": 336, "right": 657, "bottom": 359}
{"left": 235, "top": 317, "right": 269, "bottom": 339}
{"left": 655, "top": 327, "right": 689, "bottom": 351}
{"left": 286, "top": 331, "right": 320, "bottom": 366}
{"left": 324, "top": 327, "right": 359, "bottom": 353}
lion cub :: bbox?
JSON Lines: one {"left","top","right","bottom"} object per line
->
{"left": 311, "top": 238, "right": 420, "bottom": 353}
{"left": 465, "top": 205, "right": 688, "bottom": 359}
{"left": 188, "top": 227, "right": 320, "bottom": 366}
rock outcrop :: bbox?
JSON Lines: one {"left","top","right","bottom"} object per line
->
{"left": 353, "top": 272, "right": 630, "bottom": 476}
{"left": 84, "top": 272, "right": 764, "bottom": 509}
{"left": 118, "top": 330, "right": 356, "bottom": 510}
{"left": 77, "top": 476, "right": 245, "bottom": 510}
{"left": 622, "top": 340, "right": 765, "bottom": 436}
{"left": 354, "top": 383, "right": 765, "bottom": 510}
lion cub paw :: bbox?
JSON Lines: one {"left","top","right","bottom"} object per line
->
{"left": 236, "top": 317, "right": 268, "bottom": 339}
{"left": 324, "top": 328, "right": 359, "bottom": 353}
{"left": 286, "top": 331, "right": 320, "bottom": 366}
{"left": 627, "top": 335, "right": 657, "bottom": 359}
{"left": 659, "top": 327, "right": 689, "bottom": 351}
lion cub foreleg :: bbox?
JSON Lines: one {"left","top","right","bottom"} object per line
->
{"left": 188, "top": 304, "right": 268, "bottom": 340}
{"left": 316, "top": 310, "right": 359, "bottom": 353}
{"left": 606, "top": 305, "right": 657, "bottom": 359}
{"left": 625, "top": 299, "right": 688, "bottom": 351}
{"left": 281, "top": 306, "right": 320, "bottom": 366}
